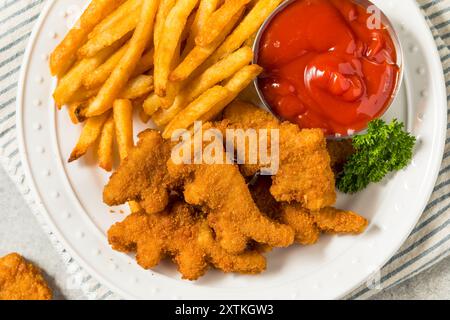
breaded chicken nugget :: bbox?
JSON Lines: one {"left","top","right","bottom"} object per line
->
{"left": 273, "top": 125, "right": 336, "bottom": 210}
{"left": 311, "top": 207, "right": 368, "bottom": 235}
{"left": 108, "top": 202, "right": 266, "bottom": 280}
{"left": 168, "top": 161, "right": 295, "bottom": 254}
{"left": 223, "top": 101, "right": 336, "bottom": 210}
{"left": 103, "top": 129, "right": 177, "bottom": 214}
{"left": 0, "top": 253, "right": 52, "bottom": 300}
{"left": 249, "top": 176, "right": 368, "bottom": 245}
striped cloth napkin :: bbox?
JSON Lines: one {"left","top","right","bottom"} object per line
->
{"left": 0, "top": 0, "right": 449, "bottom": 300}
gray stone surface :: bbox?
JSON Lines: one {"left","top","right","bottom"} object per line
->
{"left": 0, "top": 165, "right": 449, "bottom": 300}
{"left": 0, "top": 166, "right": 84, "bottom": 300}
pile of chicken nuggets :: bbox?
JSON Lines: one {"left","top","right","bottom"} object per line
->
{"left": 104, "top": 101, "right": 368, "bottom": 280}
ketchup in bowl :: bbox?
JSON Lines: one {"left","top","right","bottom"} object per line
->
{"left": 256, "top": 0, "right": 401, "bottom": 136}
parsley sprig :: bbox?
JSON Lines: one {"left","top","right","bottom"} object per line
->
{"left": 337, "top": 119, "right": 416, "bottom": 194}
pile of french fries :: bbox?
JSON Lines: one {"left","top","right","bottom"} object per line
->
{"left": 50, "top": 0, "right": 283, "bottom": 171}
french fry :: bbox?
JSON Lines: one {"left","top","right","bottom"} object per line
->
{"left": 69, "top": 111, "right": 110, "bottom": 162}
{"left": 159, "top": 38, "right": 184, "bottom": 108}
{"left": 152, "top": 46, "right": 253, "bottom": 126}
{"left": 169, "top": 7, "right": 244, "bottom": 82}
{"left": 86, "top": 0, "right": 160, "bottom": 117}
{"left": 183, "top": 0, "right": 220, "bottom": 55}
{"left": 67, "top": 102, "right": 83, "bottom": 124}
{"left": 151, "top": 96, "right": 184, "bottom": 127}
{"left": 244, "top": 32, "right": 257, "bottom": 47}
{"left": 209, "top": 0, "right": 283, "bottom": 63}
{"left": 83, "top": 43, "right": 129, "bottom": 89}
{"left": 139, "top": 108, "right": 151, "bottom": 123}
{"left": 160, "top": 10, "right": 197, "bottom": 108}
{"left": 153, "top": 0, "right": 184, "bottom": 107}
{"left": 113, "top": 99, "right": 141, "bottom": 212}
{"left": 154, "top": 0, "right": 177, "bottom": 50}
{"left": 143, "top": 93, "right": 163, "bottom": 117}
{"left": 71, "top": 74, "right": 153, "bottom": 107}
{"left": 163, "top": 86, "right": 230, "bottom": 138}
{"left": 89, "top": 0, "right": 141, "bottom": 40}
{"left": 201, "top": 64, "right": 263, "bottom": 121}
{"left": 49, "top": 0, "right": 124, "bottom": 77}
{"left": 133, "top": 98, "right": 151, "bottom": 123}
{"left": 195, "top": 0, "right": 251, "bottom": 47}
{"left": 84, "top": 46, "right": 154, "bottom": 90}
{"left": 184, "top": 46, "right": 253, "bottom": 102}
{"left": 53, "top": 44, "right": 119, "bottom": 107}
{"left": 66, "top": 87, "right": 98, "bottom": 105}
{"left": 79, "top": 7, "right": 140, "bottom": 58}
{"left": 69, "top": 99, "right": 92, "bottom": 123}
{"left": 154, "top": 0, "right": 198, "bottom": 97}
{"left": 98, "top": 116, "right": 115, "bottom": 172}
{"left": 113, "top": 99, "right": 134, "bottom": 161}
{"left": 120, "top": 75, "right": 154, "bottom": 100}
{"left": 130, "top": 48, "right": 155, "bottom": 77}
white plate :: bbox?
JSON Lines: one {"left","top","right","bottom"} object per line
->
{"left": 17, "top": 0, "right": 447, "bottom": 299}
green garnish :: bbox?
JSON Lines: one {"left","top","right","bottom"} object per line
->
{"left": 337, "top": 119, "right": 416, "bottom": 194}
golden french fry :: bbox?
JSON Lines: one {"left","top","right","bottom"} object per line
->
{"left": 98, "top": 116, "right": 115, "bottom": 172}
{"left": 69, "top": 111, "right": 110, "bottom": 162}
{"left": 66, "top": 87, "right": 98, "bottom": 105}
{"left": 113, "top": 99, "right": 134, "bottom": 160}
{"left": 160, "top": 38, "right": 184, "bottom": 108}
{"left": 53, "top": 44, "right": 119, "bottom": 107}
{"left": 67, "top": 102, "right": 83, "bottom": 124}
{"left": 195, "top": 0, "right": 251, "bottom": 47}
{"left": 155, "top": 64, "right": 261, "bottom": 127}
{"left": 130, "top": 48, "right": 155, "bottom": 77}
{"left": 159, "top": 11, "right": 196, "bottom": 108}
{"left": 49, "top": 0, "right": 124, "bottom": 77}
{"left": 120, "top": 75, "right": 154, "bottom": 100}
{"left": 209, "top": 0, "right": 283, "bottom": 63}
{"left": 223, "top": 64, "right": 263, "bottom": 92}
{"left": 70, "top": 99, "right": 91, "bottom": 123}
{"left": 71, "top": 74, "right": 153, "bottom": 107}
{"left": 86, "top": 0, "right": 160, "bottom": 117}
{"left": 151, "top": 96, "right": 184, "bottom": 127}
{"left": 89, "top": 0, "right": 141, "bottom": 40}
{"left": 83, "top": 43, "right": 129, "bottom": 89}
{"left": 201, "top": 64, "right": 263, "bottom": 121}
{"left": 163, "top": 86, "right": 230, "bottom": 138}
{"left": 84, "top": 46, "right": 154, "bottom": 90}
{"left": 169, "top": 7, "right": 243, "bottom": 82}
{"left": 143, "top": 93, "right": 163, "bottom": 117}
{"left": 79, "top": 9, "right": 139, "bottom": 58}
{"left": 160, "top": 81, "right": 181, "bottom": 108}
{"left": 153, "top": 46, "right": 253, "bottom": 125}
{"left": 154, "top": 0, "right": 177, "bottom": 50}
{"left": 113, "top": 99, "right": 141, "bottom": 212}
{"left": 133, "top": 98, "right": 151, "bottom": 123}
{"left": 244, "top": 32, "right": 257, "bottom": 47}
{"left": 183, "top": 0, "right": 220, "bottom": 55}
{"left": 184, "top": 46, "right": 253, "bottom": 102}
{"left": 139, "top": 108, "right": 151, "bottom": 123}
{"left": 154, "top": 0, "right": 198, "bottom": 97}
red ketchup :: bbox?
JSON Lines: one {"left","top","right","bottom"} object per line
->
{"left": 257, "top": 0, "right": 400, "bottom": 136}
